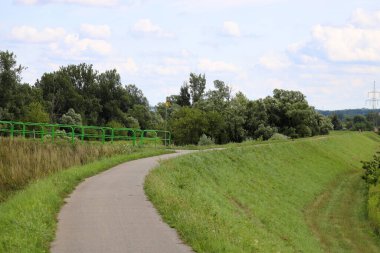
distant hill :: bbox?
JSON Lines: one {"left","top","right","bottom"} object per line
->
{"left": 318, "top": 108, "right": 380, "bottom": 119}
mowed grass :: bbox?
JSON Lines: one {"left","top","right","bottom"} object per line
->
{"left": 0, "top": 147, "right": 172, "bottom": 253}
{"left": 305, "top": 170, "right": 380, "bottom": 253}
{"left": 145, "top": 132, "right": 380, "bottom": 253}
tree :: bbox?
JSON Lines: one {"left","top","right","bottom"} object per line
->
{"left": 59, "top": 63, "right": 100, "bottom": 125}
{"left": 189, "top": 73, "right": 206, "bottom": 104}
{"left": 254, "top": 124, "right": 275, "bottom": 140}
{"left": 204, "top": 80, "right": 231, "bottom": 112}
{"left": 106, "top": 120, "right": 125, "bottom": 129}
{"left": 245, "top": 99, "right": 269, "bottom": 138}
{"left": 23, "top": 102, "right": 50, "bottom": 123}
{"left": 0, "top": 51, "right": 26, "bottom": 120}
{"left": 36, "top": 71, "right": 82, "bottom": 122}
{"left": 177, "top": 82, "right": 191, "bottom": 106}
{"left": 123, "top": 116, "right": 140, "bottom": 129}
{"left": 330, "top": 114, "right": 343, "bottom": 130}
{"left": 225, "top": 92, "right": 248, "bottom": 142}
{"left": 170, "top": 107, "right": 208, "bottom": 145}
{"left": 263, "top": 89, "right": 328, "bottom": 137}
{"left": 60, "top": 108, "right": 82, "bottom": 125}
{"left": 319, "top": 116, "right": 333, "bottom": 135}
{"left": 352, "top": 115, "right": 372, "bottom": 131}
{"left": 128, "top": 104, "right": 152, "bottom": 129}
{"left": 205, "top": 110, "right": 228, "bottom": 144}
{"left": 125, "top": 84, "right": 149, "bottom": 107}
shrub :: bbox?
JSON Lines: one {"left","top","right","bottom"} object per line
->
{"left": 362, "top": 153, "right": 380, "bottom": 233}
{"left": 60, "top": 108, "right": 82, "bottom": 125}
{"left": 254, "top": 124, "right": 275, "bottom": 140}
{"left": 269, "top": 133, "right": 289, "bottom": 141}
{"left": 198, "top": 134, "right": 215, "bottom": 146}
{"left": 362, "top": 153, "right": 380, "bottom": 185}
{"left": 23, "top": 102, "right": 50, "bottom": 123}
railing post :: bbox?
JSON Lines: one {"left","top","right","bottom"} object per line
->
{"left": 51, "top": 126, "right": 55, "bottom": 143}
{"left": 81, "top": 126, "right": 84, "bottom": 143}
{"left": 22, "top": 123, "right": 26, "bottom": 138}
{"left": 10, "top": 123, "right": 14, "bottom": 140}
{"left": 71, "top": 126, "right": 75, "bottom": 144}
{"left": 132, "top": 130, "right": 136, "bottom": 146}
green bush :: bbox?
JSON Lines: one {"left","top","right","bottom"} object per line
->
{"left": 254, "top": 124, "right": 275, "bottom": 140}
{"left": 198, "top": 134, "right": 215, "bottom": 146}
{"left": 368, "top": 184, "right": 380, "bottom": 233}
{"left": 362, "top": 153, "right": 380, "bottom": 233}
{"left": 269, "top": 133, "right": 289, "bottom": 141}
{"left": 362, "top": 153, "right": 380, "bottom": 185}
{"left": 60, "top": 108, "right": 82, "bottom": 125}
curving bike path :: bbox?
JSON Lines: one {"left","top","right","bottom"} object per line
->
{"left": 51, "top": 150, "right": 196, "bottom": 253}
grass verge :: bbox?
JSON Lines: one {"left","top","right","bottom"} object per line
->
{"left": 0, "top": 148, "right": 172, "bottom": 253}
{"left": 145, "top": 132, "right": 380, "bottom": 252}
{"left": 0, "top": 137, "right": 141, "bottom": 202}
{"left": 368, "top": 176, "right": 380, "bottom": 233}
{"left": 305, "top": 170, "right": 380, "bottom": 253}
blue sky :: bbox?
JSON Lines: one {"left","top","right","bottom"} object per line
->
{"left": 2, "top": 0, "right": 380, "bottom": 109}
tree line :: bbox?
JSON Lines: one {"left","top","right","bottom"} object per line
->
{"left": 1, "top": 50, "right": 335, "bottom": 145}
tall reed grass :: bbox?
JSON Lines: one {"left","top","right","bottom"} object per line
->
{"left": 0, "top": 137, "right": 134, "bottom": 201}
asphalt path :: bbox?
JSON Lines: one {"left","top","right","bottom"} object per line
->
{"left": 51, "top": 150, "right": 196, "bottom": 253}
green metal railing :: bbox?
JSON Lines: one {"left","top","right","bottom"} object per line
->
{"left": 0, "top": 120, "right": 171, "bottom": 146}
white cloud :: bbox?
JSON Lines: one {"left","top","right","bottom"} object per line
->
{"left": 223, "top": 21, "right": 241, "bottom": 37}
{"left": 342, "top": 65, "right": 380, "bottom": 75}
{"left": 14, "top": 0, "right": 119, "bottom": 7}
{"left": 259, "top": 53, "right": 291, "bottom": 70}
{"left": 175, "top": 0, "right": 280, "bottom": 9}
{"left": 155, "top": 65, "right": 190, "bottom": 75}
{"left": 10, "top": 25, "right": 112, "bottom": 57}
{"left": 132, "top": 19, "right": 175, "bottom": 38}
{"left": 312, "top": 24, "right": 380, "bottom": 62}
{"left": 10, "top": 26, "right": 66, "bottom": 43}
{"left": 198, "top": 58, "right": 239, "bottom": 73}
{"left": 350, "top": 9, "right": 380, "bottom": 28}
{"left": 80, "top": 24, "right": 111, "bottom": 39}
{"left": 14, "top": 0, "right": 38, "bottom": 4}
{"left": 121, "top": 58, "right": 138, "bottom": 74}
{"left": 290, "top": 9, "right": 380, "bottom": 63}
{"left": 146, "top": 57, "right": 190, "bottom": 75}
{"left": 59, "top": 34, "right": 112, "bottom": 56}
{"left": 94, "top": 58, "right": 139, "bottom": 76}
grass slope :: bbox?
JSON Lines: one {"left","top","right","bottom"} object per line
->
{"left": 0, "top": 148, "right": 171, "bottom": 253}
{"left": 145, "top": 132, "right": 380, "bottom": 253}
{"left": 305, "top": 170, "right": 380, "bottom": 253}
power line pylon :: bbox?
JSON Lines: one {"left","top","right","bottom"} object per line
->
{"left": 366, "top": 81, "right": 380, "bottom": 130}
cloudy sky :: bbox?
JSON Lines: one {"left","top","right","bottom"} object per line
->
{"left": 2, "top": 0, "right": 380, "bottom": 109}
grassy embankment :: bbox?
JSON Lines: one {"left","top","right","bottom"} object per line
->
{"left": 145, "top": 132, "right": 380, "bottom": 253}
{"left": 369, "top": 182, "right": 380, "bottom": 234}
{"left": 366, "top": 154, "right": 380, "bottom": 234}
{"left": 0, "top": 137, "right": 172, "bottom": 252}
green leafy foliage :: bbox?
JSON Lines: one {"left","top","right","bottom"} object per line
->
{"left": 197, "top": 134, "right": 215, "bottom": 146}
{"left": 0, "top": 50, "right": 345, "bottom": 146}
{"left": 269, "top": 133, "right": 289, "bottom": 140}
{"left": 362, "top": 153, "right": 380, "bottom": 235}
{"left": 189, "top": 73, "right": 206, "bottom": 105}
{"left": 60, "top": 108, "right": 82, "bottom": 125}
{"left": 22, "top": 102, "right": 49, "bottom": 123}
{"left": 362, "top": 153, "right": 380, "bottom": 185}
{"left": 170, "top": 107, "right": 208, "bottom": 145}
